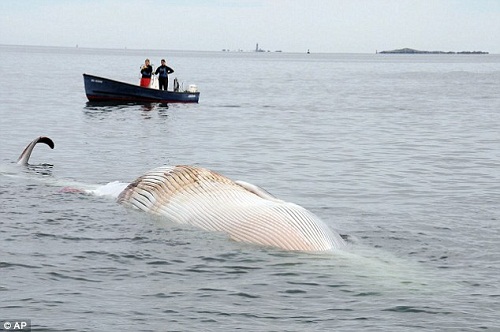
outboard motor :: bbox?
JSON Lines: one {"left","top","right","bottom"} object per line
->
{"left": 173, "top": 78, "right": 179, "bottom": 92}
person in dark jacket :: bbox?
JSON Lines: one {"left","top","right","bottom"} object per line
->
{"left": 155, "top": 59, "right": 174, "bottom": 90}
{"left": 140, "top": 59, "right": 153, "bottom": 87}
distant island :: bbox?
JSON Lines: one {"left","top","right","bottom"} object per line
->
{"left": 378, "top": 48, "right": 488, "bottom": 54}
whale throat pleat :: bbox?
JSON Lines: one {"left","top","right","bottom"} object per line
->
{"left": 117, "top": 165, "right": 345, "bottom": 251}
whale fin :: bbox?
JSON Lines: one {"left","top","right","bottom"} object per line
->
{"left": 234, "top": 180, "right": 284, "bottom": 203}
{"left": 17, "top": 136, "right": 55, "bottom": 165}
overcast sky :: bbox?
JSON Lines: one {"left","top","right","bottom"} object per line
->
{"left": 1, "top": 0, "right": 498, "bottom": 53}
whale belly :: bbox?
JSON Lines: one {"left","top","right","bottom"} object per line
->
{"left": 117, "top": 165, "right": 345, "bottom": 252}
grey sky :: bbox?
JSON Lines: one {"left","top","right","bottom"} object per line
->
{"left": 1, "top": 0, "right": 498, "bottom": 53}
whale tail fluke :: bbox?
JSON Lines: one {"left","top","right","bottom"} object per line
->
{"left": 17, "top": 136, "right": 55, "bottom": 165}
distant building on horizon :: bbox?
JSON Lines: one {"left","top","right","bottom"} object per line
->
{"left": 255, "top": 43, "right": 265, "bottom": 52}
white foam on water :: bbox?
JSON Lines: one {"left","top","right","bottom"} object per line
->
{"left": 86, "top": 181, "right": 129, "bottom": 198}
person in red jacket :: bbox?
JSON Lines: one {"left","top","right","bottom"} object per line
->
{"left": 140, "top": 59, "right": 153, "bottom": 87}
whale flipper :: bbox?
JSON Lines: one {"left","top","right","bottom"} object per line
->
{"left": 234, "top": 180, "right": 283, "bottom": 203}
{"left": 17, "top": 136, "right": 55, "bottom": 165}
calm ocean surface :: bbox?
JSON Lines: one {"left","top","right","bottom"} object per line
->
{"left": 0, "top": 45, "right": 499, "bottom": 331}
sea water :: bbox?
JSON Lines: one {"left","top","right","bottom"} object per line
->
{"left": 0, "top": 45, "right": 499, "bottom": 331}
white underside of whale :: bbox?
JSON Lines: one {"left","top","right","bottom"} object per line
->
{"left": 116, "top": 165, "right": 345, "bottom": 252}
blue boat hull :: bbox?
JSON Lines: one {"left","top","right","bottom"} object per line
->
{"left": 83, "top": 74, "right": 200, "bottom": 103}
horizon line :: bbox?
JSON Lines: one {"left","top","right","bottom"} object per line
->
{"left": 0, "top": 43, "right": 495, "bottom": 55}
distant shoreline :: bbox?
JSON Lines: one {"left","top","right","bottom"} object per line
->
{"left": 379, "top": 48, "right": 488, "bottom": 54}
{"left": 0, "top": 44, "right": 494, "bottom": 55}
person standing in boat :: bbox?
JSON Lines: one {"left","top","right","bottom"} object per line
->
{"left": 155, "top": 59, "right": 174, "bottom": 90}
{"left": 140, "top": 59, "right": 153, "bottom": 87}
